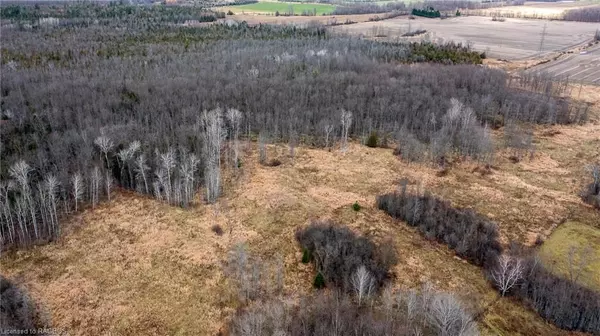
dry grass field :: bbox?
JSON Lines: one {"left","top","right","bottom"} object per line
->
{"left": 1, "top": 83, "right": 599, "bottom": 335}
{"left": 330, "top": 16, "right": 599, "bottom": 60}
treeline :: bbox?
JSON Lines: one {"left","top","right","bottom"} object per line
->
{"left": 376, "top": 187, "right": 501, "bottom": 267}
{"left": 563, "top": 6, "right": 600, "bottom": 22}
{"left": 0, "top": 2, "right": 224, "bottom": 25}
{"left": 331, "top": 2, "right": 408, "bottom": 15}
{"left": 229, "top": 288, "right": 479, "bottom": 335}
{"left": 412, "top": 7, "right": 441, "bottom": 18}
{"left": 424, "top": 0, "right": 524, "bottom": 11}
{"left": 376, "top": 188, "right": 600, "bottom": 333}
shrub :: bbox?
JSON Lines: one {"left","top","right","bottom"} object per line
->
{"left": 296, "top": 221, "right": 397, "bottom": 292}
{"left": 581, "top": 164, "right": 600, "bottom": 209}
{"left": 211, "top": 224, "right": 224, "bottom": 236}
{"left": 313, "top": 273, "right": 326, "bottom": 289}
{"left": 376, "top": 189, "right": 502, "bottom": 267}
{"left": 352, "top": 202, "right": 361, "bottom": 211}
{"left": 0, "top": 276, "right": 36, "bottom": 330}
{"left": 227, "top": 10, "right": 234, "bottom": 15}
{"left": 366, "top": 132, "right": 378, "bottom": 148}
{"left": 301, "top": 248, "right": 311, "bottom": 263}
{"left": 267, "top": 158, "right": 282, "bottom": 167}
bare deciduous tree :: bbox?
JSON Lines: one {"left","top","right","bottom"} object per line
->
{"left": 491, "top": 255, "right": 524, "bottom": 296}
{"left": 258, "top": 132, "right": 268, "bottom": 165}
{"left": 202, "top": 108, "right": 225, "bottom": 203}
{"left": 430, "top": 292, "right": 478, "bottom": 336}
{"left": 567, "top": 245, "right": 593, "bottom": 284}
{"left": 44, "top": 174, "right": 60, "bottom": 237}
{"left": 71, "top": 172, "right": 84, "bottom": 212}
{"left": 227, "top": 108, "right": 243, "bottom": 169}
{"left": 134, "top": 154, "right": 150, "bottom": 194}
{"left": 340, "top": 109, "right": 353, "bottom": 153}
{"left": 94, "top": 135, "right": 113, "bottom": 169}
{"left": 350, "top": 265, "right": 374, "bottom": 305}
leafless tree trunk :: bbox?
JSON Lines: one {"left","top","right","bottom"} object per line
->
{"left": 91, "top": 166, "right": 102, "bottom": 208}
{"left": 94, "top": 135, "right": 114, "bottom": 170}
{"left": 9, "top": 161, "right": 38, "bottom": 240}
{"left": 227, "top": 108, "right": 242, "bottom": 169}
{"left": 340, "top": 110, "right": 353, "bottom": 153}
{"left": 134, "top": 154, "right": 150, "bottom": 194}
{"left": 179, "top": 153, "right": 200, "bottom": 207}
{"left": 202, "top": 108, "right": 225, "bottom": 203}
{"left": 44, "top": 174, "right": 60, "bottom": 237}
{"left": 105, "top": 173, "right": 113, "bottom": 202}
{"left": 159, "top": 148, "right": 176, "bottom": 203}
{"left": 491, "top": 255, "right": 524, "bottom": 296}
{"left": 258, "top": 132, "right": 268, "bottom": 165}
{"left": 71, "top": 172, "right": 84, "bottom": 212}
{"left": 324, "top": 122, "right": 334, "bottom": 149}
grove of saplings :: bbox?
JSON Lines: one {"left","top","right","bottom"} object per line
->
{"left": 376, "top": 187, "right": 600, "bottom": 333}
{"left": 227, "top": 222, "right": 479, "bottom": 336}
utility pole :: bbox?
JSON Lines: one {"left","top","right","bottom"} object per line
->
{"left": 538, "top": 23, "right": 547, "bottom": 56}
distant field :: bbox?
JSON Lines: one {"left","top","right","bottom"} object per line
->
{"left": 331, "top": 16, "right": 598, "bottom": 60}
{"left": 539, "top": 221, "right": 600, "bottom": 291}
{"left": 465, "top": 0, "right": 600, "bottom": 19}
{"left": 225, "top": 2, "right": 336, "bottom": 15}
{"left": 527, "top": 43, "right": 600, "bottom": 85}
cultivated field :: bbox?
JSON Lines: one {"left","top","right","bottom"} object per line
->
{"left": 331, "top": 16, "right": 599, "bottom": 60}
{"left": 464, "top": 0, "right": 600, "bottom": 19}
{"left": 526, "top": 43, "right": 600, "bottom": 85}
{"left": 220, "top": 1, "right": 336, "bottom": 15}
{"left": 221, "top": 13, "right": 379, "bottom": 26}
{"left": 2, "top": 84, "right": 599, "bottom": 335}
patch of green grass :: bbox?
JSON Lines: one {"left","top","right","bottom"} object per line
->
{"left": 229, "top": 2, "right": 336, "bottom": 15}
{"left": 539, "top": 221, "right": 600, "bottom": 291}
